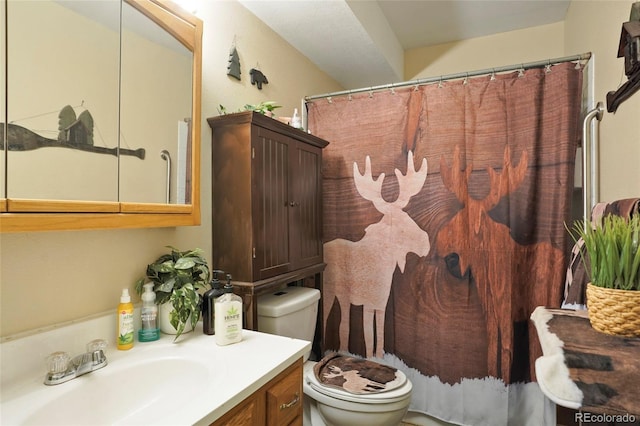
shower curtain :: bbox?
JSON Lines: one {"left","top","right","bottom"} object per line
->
{"left": 307, "top": 61, "right": 583, "bottom": 425}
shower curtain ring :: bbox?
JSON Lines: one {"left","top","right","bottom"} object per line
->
{"left": 518, "top": 65, "right": 525, "bottom": 77}
{"left": 463, "top": 73, "right": 469, "bottom": 85}
{"left": 438, "top": 77, "right": 444, "bottom": 88}
{"left": 327, "top": 96, "right": 332, "bottom": 104}
{"left": 545, "top": 60, "right": 552, "bottom": 73}
{"left": 490, "top": 69, "right": 496, "bottom": 81}
{"left": 369, "top": 88, "right": 374, "bottom": 98}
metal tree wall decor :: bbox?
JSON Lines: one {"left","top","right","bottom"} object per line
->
{"left": 227, "top": 46, "right": 241, "bottom": 80}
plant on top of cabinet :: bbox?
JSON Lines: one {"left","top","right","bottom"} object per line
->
{"left": 218, "top": 101, "right": 282, "bottom": 117}
{"left": 135, "top": 246, "right": 210, "bottom": 340}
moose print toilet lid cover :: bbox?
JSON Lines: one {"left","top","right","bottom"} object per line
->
{"left": 313, "top": 352, "right": 407, "bottom": 395}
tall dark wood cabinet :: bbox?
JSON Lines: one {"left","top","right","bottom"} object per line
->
{"left": 207, "top": 112, "right": 328, "bottom": 342}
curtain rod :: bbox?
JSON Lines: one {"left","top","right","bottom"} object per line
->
{"left": 305, "top": 52, "right": 591, "bottom": 102}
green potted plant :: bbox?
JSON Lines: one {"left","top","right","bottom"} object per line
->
{"left": 218, "top": 101, "right": 282, "bottom": 117}
{"left": 135, "top": 246, "right": 210, "bottom": 340}
{"left": 243, "top": 100, "right": 281, "bottom": 116}
{"left": 568, "top": 214, "right": 640, "bottom": 336}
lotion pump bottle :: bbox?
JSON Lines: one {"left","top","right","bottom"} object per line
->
{"left": 291, "top": 108, "right": 301, "bottom": 129}
{"left": 202, "top": 270, "right": 225, "bottom": 335}
{"left": 214, "top": 274, "right": 243, "bottom": 346}
{"left": 138, "top": 283, "right": 160, "bottom": 342}
{"left": 117, "top": 289, "right": 134, "bottom": 350}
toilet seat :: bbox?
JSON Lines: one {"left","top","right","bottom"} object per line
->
{"left": 305, "top": 368, "right": 412, "bottom": 405}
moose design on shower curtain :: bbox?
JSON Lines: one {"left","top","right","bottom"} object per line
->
{"left": 436, "top": 145, "right": 566, "bottom": 382}
{"left": 323, "top": 151, "right": 431, "bottom": 358}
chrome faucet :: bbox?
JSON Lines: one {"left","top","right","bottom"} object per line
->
{"left": 44, "top": 339, "right": 108, "bottom": 385}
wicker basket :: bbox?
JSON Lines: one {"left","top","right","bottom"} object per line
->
{"left": 586, "top": 283, "right": 640, "bottom": 337}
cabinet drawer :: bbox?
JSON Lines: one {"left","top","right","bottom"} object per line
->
{"left": 212, "top": 391, "right": 264, "bottom": 426}
{"left": 266, "top": 361, "right": 303, "bottom": 426}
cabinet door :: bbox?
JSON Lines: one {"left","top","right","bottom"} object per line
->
{"left": 289, "top": 141, "right": 323, "bottom": 270}
{"left": 252, "top": 126, "right": 292, "bottom": 280}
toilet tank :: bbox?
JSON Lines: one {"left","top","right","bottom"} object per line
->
{"left": 257, "top": 286, "right": 320, "bottom": 345}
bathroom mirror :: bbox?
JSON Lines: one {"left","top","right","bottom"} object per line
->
{"left": 0, "top": 0, "right": 202, "bottom": 232}
{"left": 6, "top": 0, "right": 121, "bottom": 203}
{"left": 120, "top": 0, "right": 193, "bottom": 205}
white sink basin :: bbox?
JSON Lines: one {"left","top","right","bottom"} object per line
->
{"left": 1, "top": 337, "right": 227, "bottom": 426}
{"left": 22, "top": 356, "right": 215, "bottom": 425}
{"left": 1, "top": 321, "right": 310, "bottom": 426}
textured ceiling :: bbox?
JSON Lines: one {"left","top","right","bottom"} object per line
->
{"left": 239, "top": 0, "right": 571, "bottom": 89}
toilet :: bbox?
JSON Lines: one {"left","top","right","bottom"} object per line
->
{"left": 257, "top": 286, "right": 413, "bottom": 426}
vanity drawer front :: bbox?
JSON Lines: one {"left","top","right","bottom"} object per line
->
{"left": 266, "top": 360, "right": 303, "bottom": 425}
{"left": 212, "top": 391, "right": 265, "bottom": 426}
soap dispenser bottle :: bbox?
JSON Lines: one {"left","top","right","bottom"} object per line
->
{"left": 291, "top": 108, "right": 301, "bottom": 129}
{"left": 117, "top": 289, "right": 134, "bottom": 350}
{"left": 138, "top": 283, "right": 160, "bottom": 342}
{"left": 202, "top": 270, "right": 225, "bottom": 335}
{"left": 214, "top": 274, "right": 243, "bottom": 346}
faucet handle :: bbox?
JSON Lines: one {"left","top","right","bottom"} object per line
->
{"left": 46, "top": 351, "right": 71, "bottom": 374}
{"left": 86, "top": 339, "right": 107, "bottom": 353}
{"left": 87, "top": 339, "right": 108, "bottom": 365}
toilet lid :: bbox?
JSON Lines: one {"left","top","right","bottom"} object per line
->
{"left": 306, "top": 368, "right": 412, "bottom": 404}
{"left": 313, "top": 353, "right": 407, "bottom": 394}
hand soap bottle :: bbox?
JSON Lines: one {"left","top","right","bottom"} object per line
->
{"left": 117, "top": 289, "right": 134, "bottom": 350}
{"left": 202, "top": 270, "right": 225, "bottom": 335}
{"left": 138, "top": 283, "right": 160, "bottom": 342}
{"left": 214, "top": 274, "right": 243, "bottom": 346}
{"left": 291, "top": 108, "right": 301, "bottom": 129}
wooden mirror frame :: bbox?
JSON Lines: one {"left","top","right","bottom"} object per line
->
{"left": 0, "top": 0, "right": 202, "bottom": 232}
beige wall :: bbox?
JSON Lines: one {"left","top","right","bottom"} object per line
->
{"left": 0, "top": 0, "right": 341, "bottom": 338}
{"left": 405, "top": 22, "right": 566, "bottom": 79}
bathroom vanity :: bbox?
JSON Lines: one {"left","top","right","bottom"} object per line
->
{"left": 0, "top": 314, "right": 309, "bottom": 425}
{"left": 213, "top": 358, "right": 303, "bottom": 425}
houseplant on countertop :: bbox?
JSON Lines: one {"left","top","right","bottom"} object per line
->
{"left": 135, "top": 246, "right": 210, "bottom": 340}
{"left": 568, "top": 214, "right": 640, "bottom": 336}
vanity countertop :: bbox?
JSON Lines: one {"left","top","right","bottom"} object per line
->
{"left": 0, "top": 322, "right": 310, "bottom": 425}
